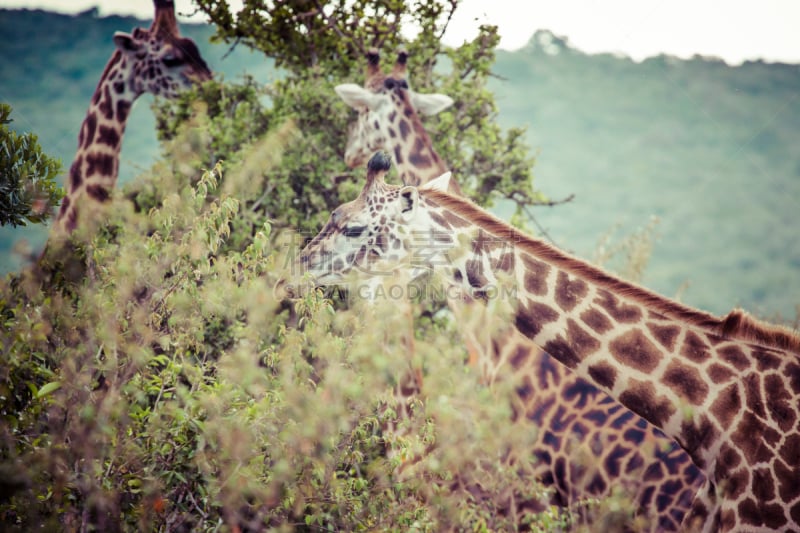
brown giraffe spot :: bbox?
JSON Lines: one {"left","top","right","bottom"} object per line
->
{"left": 514, "top": 300, "right": 559, "bottom": 343}
{"left": 739, "top": 498, "right": 787, "bottom": 529}
{"left": 521, "top": 255, "right": 550, "bottom": 296}
{"left": 388, "top": 110, "right": 396, "bottom": 122}
{"left": 393, "top": 146, "right": 404, "bottom": 165}
{"left": 64, "top": 206, "right": 78, "bottom": 232}
{"left": 443, "top": 211, "right": 471, "bottom": 228}
{"left": 85, "top": 184, "right": 110, "bottom": 203}
{"left": 387, "top": 127, "right": 396, "bottom": 139}
{"left": 465, "top": 259, "right": 488, "bottom": 289}
{"left": 679, "top": 415, "right": 717, "bottom": 465}
{"left": 680, "top": 330, "right": 711, "bottom": 363}
{"left": 662, "top": 361, "right": 709, "bottom": 405}
{"left": 542, "top": 319, "right": 600, "bottom": 369}
{"left": 707, "top": 362, "right": 737, "bottom": 384}
{"left": 554, "top": 271, "right": 588, "bottom": 312}
{"left": 733, "top": 412, "right": 782, "bottom": 464}
{"left": 565, "top": 318, "right": 600, "bottom": 358}
{"left": 398, "top": 118, "right": 410, "bottom": 141}
{"left": 716, "top": 442, "right": 742, "bottom": 474}
{"left": 509, "top": 344, "right": 529, "bottom": 370}
{"left": 742, "top": 372, "right": 766, "bottom": 418}
{"left": 472, "top": 230, "right": 501, "bottom": 255}
{"left": 618, "top": 379, "right": 676, "bottom": 429}
{"left": 408, "top": 148, "right": 432, "bottom": 168}
{"left": 493, "top": 252, "right": 514, "bottom": 273}
{"left": 80, "top": 112, "right": 97, "bottom": 148}
{"left": 579, "top": 307, "right": 613, "bottom": 334}
{"left": 85, "top": 153, "right": 115, "bottom": 177}
{"left": 765, "top": 373, "right": 796, "bottom": 432}
{"left": 710, "top": 382, "right": 741, "bottom": 428}
{"left": 789, "top": 361, "right": 800, "bottom": 391}
{"left": 753, "top": 347, "right": 782, "bottom": 371}
{"left": 587, "top": 362, "right": 617, "bottom": 390}
{"left": 374, "top": 233, "right": 387, "bottom": 252}
{"left": 113, "top": 80, "right": 125, "bottom": 94}
{"left": 721, "top": 466, "right": 750, "bottom": 500}
{"left": 117, "top": 100, "right": 131, "bottom": 122}
{"left": 775, "top": 460, "right": 800, "bottom": 503}
{"left": 646, "top": 322, "right": 681, "bottom": 351}
{"left": 97, "top": 125, "right": 120, "bottom": 149}
{"left": 718, "top": 344, "right": 750, "bottom": 370}
{"left": 98, "top": 85, "right": 114, "bottom": 119}
{"left": 779, "top": 434, "right": 800, "bottom": 469}
{"left": 752, "top": 466, "right": 776, "bottom": 501}
{"left": 609, "top": 328, "right": 662, "bottom": 373}
{"left": 594, "top": 289, "right": 642, "bottom": 323}
{"left": 585, "top": 473, "right": 607, "bottom": 495}
{"left": 69, "top": 157, "right": 84, "bottom": 190}
{"left": 603, "top": 443, "right": 628, "bottom": 477}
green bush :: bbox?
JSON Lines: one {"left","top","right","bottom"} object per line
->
{"left": 1, "top": 121, "right": 561, "bottom": 530}
{"left": 0, "top": 103, "right": 63, "bottom": 227}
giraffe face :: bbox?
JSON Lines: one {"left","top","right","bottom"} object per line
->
{"left": 298, "top": 152, "right": 452, "bottom": 285}
{"left": 112, "top": 27, "right": 212, "bottom": 98}
{"left": 335, "top": 81, "right": 454, "bottom": 169}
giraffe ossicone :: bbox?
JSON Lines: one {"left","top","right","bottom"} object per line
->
{"left": 298, "top": 151, "right": 800, "bottom": 532}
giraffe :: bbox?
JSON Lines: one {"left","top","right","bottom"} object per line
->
{"left": 50, "top": 0, "right": 212, "bottom": 238}
{"left": 296, "top": 152, "right": 800, "bottom": 532}
{"left": 331, "top": 50, "right": 705, "bottom": 530}
{"left": 335, "top": 48, "right": 462, "bottom": 195}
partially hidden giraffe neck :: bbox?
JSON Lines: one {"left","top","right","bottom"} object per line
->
{"left": 383, "top": 91, "right": 451, "bottom": 189}
{"left": 53, "top": 51, "right": 134, "bottom": 235}
{"left": 417, "top": 188, "right": 800, "bottom": 531}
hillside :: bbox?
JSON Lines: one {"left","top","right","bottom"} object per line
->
{"left": 1, "top": 9, "right": 798, "bottom": 319}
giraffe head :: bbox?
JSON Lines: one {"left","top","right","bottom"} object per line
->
{"left": 335, "top": 49, "right": 454, "bottom": 172}
{"left": 298, "top": 151, "right": 452, "bottom": 285}
{"left": 111, "top": 0, "right": 212, "bottom": 98}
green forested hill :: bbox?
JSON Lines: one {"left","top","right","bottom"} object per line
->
{"left": 1, "top": 10, "right": 797, "bottom": 320}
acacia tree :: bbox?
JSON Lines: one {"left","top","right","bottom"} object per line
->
{"left": 155, "top": 0, "right": 546, "bottom": 240}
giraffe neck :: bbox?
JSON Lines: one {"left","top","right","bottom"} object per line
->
{"left": 380, "top": 98, "right": 461, "bottom": 195}
{"left": 416, "top": 189, "right": 799, "bottom": 475}
{"left": 54, "top": 51, "right": 136, "bottom": 235}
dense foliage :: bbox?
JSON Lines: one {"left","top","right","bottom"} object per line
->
{"left": 0, "top": 104, "right": 63, "bottom": 228}
{"left": 1, "top": 122, "right": 583, "bottom": 530}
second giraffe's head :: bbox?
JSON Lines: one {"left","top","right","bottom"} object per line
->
{"left": 334, "top": 49, "right": 454, "bottom": 169}
{"left": 112, "top": 0, "right": 212, "bottom": 98}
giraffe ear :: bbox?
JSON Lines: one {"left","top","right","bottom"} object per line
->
{"left": 411, "top": 92, "right": 454, "bottom": 115}
{"left": 335, "top": 83, "right": 385, "bottom": 110}
{"left": 113, "top": 31, "right": 143, "bottom": 53}
{"left": 421, "top": 172, "right": 451, "bottom": 193}
{"left": 397, "top": 186, "right": 420, "bottom": 222}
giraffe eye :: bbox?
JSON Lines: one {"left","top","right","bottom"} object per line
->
{"left": 163, "top": 55, "right": 184, "bottom": 68}
{"left": 343, "top": 225, "right": 367, "bottom": 238}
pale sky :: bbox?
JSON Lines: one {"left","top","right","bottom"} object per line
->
{"left": 1, "top": 0, "right": 799, "bottom": 64}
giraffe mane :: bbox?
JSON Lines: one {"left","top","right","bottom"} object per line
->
{"left": 420, "top": 189, "right": 800, "bottom": 354}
